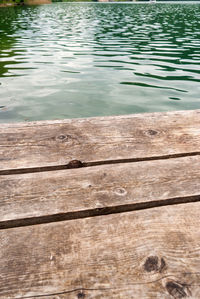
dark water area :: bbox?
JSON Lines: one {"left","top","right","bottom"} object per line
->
{"left": 0, "top": 2, "right": 200, "bottom": 122}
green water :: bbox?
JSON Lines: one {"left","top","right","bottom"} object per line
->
{"left": 0, "top": 2, "right": 200, "bottom": 122}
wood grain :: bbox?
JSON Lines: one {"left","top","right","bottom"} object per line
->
{"left": 0, "top": 155, "right": 200, "bottom": 226}
{"left": 0, "top": 110, "right": 200, "bottom": 171}
{"left": 0, "top": 202, "right": 200, "bottom": 298}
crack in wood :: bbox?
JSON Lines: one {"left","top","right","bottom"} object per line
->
{"left": 1, "top": 151, "right": 200, "bottom": 176}
{"left": 14, "top": 287, "right": 113, "bottom": 299}
{"left": 0, "top": 194, "right": 199, "bottom": 230}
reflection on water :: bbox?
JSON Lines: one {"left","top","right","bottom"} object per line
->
{"left": 0, "top": 2, "right": 200, "bottom": 122}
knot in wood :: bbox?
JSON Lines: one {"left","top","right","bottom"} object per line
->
{"left": 147, "top": 129, "right": 158, "bottom": 136}
{"left": 67, "top": 160, "right": 83, "bottom": 169}
{"left": 144, "top": 256, "right": 159, "bottom": 272}
{"left": 77, "top": 292, "right": 85, "bottom": 298}
{"left": 57, "top": 134, "right": 68, "bottom": 141}
{"left": 144, "top": 256, "right": 166, "bottom": 273}
{"left": 166, "top": 281, "right": 189, "bottom": 298}
{"left": 58, "top": 134, "right": 66, "bottom": 140}
{"left": 115, "top": 187, "right": 127, "bottom": 196}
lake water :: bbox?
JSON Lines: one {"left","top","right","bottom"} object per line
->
{"left": 0, "top": 2, "right": 200, "bottom": 122}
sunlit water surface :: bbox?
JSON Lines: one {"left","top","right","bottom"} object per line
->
{"left": 0, "top": 2, "right": 200, "bottom": 122}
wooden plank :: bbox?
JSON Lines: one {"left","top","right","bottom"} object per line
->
{"left": 0, "top": 110, "right": 200, "bottom": 171}
{"left": 0, "top": 202, "right": 200, "bottom": 298}
{"left": 0, "top": 155, "right": 200, "bottom": 226}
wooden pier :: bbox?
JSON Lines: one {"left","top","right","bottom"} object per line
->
{"left": 0, "top": 109, "right": 200, "bottom": 298}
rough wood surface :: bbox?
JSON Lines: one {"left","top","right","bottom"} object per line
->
{"left": 0, "top": 110, "right": 200, "bottom": 171}
{"left": 0, "top": 202, "right": 200, "bottom": 298}
{"left": 0, "top": 155, "right": 200, "bottom": 227}
{"left": 1, "top": 110, "right": 200, "bottom": 298}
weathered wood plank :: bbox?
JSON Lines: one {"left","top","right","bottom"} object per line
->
{"left": 0, "top": 203, "right": 200, "bottom": 298}
{"left": 0, "top": 110, "right": 200, "bottom": 171}
{"left": 0, "top": 155, "right": 200, "bottom": 226}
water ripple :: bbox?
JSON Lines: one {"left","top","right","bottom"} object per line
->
{"left": 0, "top": 2, "right": 200, "bottom": 122}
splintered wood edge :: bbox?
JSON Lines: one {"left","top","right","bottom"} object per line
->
{"left": 0, "top": 109, "right": 200, "bottom": 171}
{"left": 0, "top": 202, "right": 199, "bottom": 298}
{"left": 0, "top": 155, "right": 200, "bottom": 228}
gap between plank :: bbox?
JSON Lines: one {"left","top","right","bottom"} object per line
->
{"left": 1, "top": 151, "right": 200, "bottom": 175}
{"left": 1, "top": 194, "right": 199, "bottom": 230}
